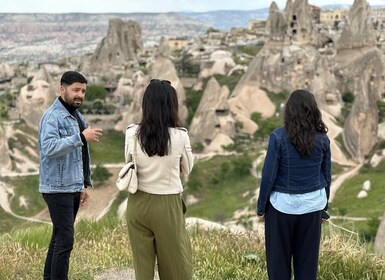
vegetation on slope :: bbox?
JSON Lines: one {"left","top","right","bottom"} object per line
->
{"left": 0, "top": 218, "right": 384, "bottom": 280}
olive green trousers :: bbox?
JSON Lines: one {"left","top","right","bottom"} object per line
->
{"left": 126, "top": 191, "right": 192, "bottom": 280}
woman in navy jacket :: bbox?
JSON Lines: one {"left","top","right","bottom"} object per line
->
{"left": 257, "top": 89, "right": 331, "bottom": 280}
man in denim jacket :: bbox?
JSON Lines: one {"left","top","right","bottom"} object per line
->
{"left": 38, "top": 71, "right": 103, "bottom": 280}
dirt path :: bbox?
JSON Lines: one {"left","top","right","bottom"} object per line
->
{"left": 329, "top": 163, "right": 363, "bottom": 202}
{"left": 77, "top": 167, "right": 121, "bottom": 221}
{"left": 95, "top": 268, "right": 159, "bottom": 280}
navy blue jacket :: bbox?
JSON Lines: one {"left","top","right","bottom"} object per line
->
{"left": 257, "top": 127, "right": 331, "bottom": 215}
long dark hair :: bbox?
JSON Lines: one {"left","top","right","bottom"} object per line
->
{"left": 284, "top": 89, "right": 328, "bottom": 157}
{"left": 138, "top": 79, "right": 182, "bottom": 157}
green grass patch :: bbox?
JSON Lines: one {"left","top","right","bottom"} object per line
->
{"left": 236, "top": 45, "right": 263, "bottom": 57}
{"left": 185, "top": 154, "right": 256, "bottom": 222}
{"left": 329, "top": 161, "right": 385, "bottom": 242}
{"left": 3, "top": 175, "right": 45, "bottom": 217}
{"left": 185, "top": 88, "right": 204, "bottom": 126}
{"left": 0, "top": 175, "right": 45, "bottom": 234}
{"left": 329, "top": 161, "right": 385, "bottom": 219}
{"left": 89, "top": 129, "right": 125, "bottom": 163}
{"left": 213, "top": 73, "right": 243, "bottom": 93}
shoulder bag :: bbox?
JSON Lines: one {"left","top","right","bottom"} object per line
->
{"left": 116, "top": 133, "right": 138, "bottom": 194}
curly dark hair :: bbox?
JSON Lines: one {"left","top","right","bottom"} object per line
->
{"left": 138, "top": 79, "right": 182, "bottom": 157}
{"left": 284, "top": 89, "right": 328, "bottom": 157}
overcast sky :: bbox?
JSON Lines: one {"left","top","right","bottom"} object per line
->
{"left": 1, "top": 0, "right": 385, "bottom": 13}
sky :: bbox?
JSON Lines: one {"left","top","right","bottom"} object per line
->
{"left": 1, "top": 0, "right": 385, "bottom": 13}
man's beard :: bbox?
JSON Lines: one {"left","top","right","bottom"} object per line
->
{"left": 64, "top": 91, "right": 83, "bottom": 108}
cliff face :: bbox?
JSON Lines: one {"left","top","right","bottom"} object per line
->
{"left": 87, "top": 19, "right": 143, "bottom": 73}
{"left": 337, "top": 0, "right": 377, "bottom": 50}
{"left": 336, "top": 48, "right": 384, "bottom": 162}
{"left": 189, "top": 77, "right": 235, "bottom": 151}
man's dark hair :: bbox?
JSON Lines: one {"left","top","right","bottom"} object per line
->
{"left": 60, "top": 71, "right": 87, "bottom": 86}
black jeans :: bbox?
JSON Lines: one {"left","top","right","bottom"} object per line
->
{"left": 265, "top": 202, "right": 322, "bottom": 280}
{"left": 42, "top": 193, "right": 81, "bottom": 280}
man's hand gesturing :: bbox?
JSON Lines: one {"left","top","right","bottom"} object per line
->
{"left": 82, "top": 127, "right": 103, "bottom": 142}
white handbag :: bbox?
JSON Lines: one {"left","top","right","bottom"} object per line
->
{"left": 116, "top": 132, "right": 138, "bottom": 193}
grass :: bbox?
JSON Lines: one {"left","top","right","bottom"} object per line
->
{"left": 213, "top": 73, "right": 244, "bottom": 93}
{"left": 0, "top": 175, "right": 45, "bottom": 234}
{"left": 185, "top": 88, "right": 204, "bottom": 126}
{"left": 0, "top": 218, "right": 384, "bottom": 280}
{"left": 185, "top": 154, "right": 257, "bottom": 222}
{"left": 328, "top": 160, "right": 385, "bottom": 241}
{"left": 329, "top": 160, "right": 385, "bottom": 219}
{"left": 89, "top": 129, "right": 125, "bottom": 164}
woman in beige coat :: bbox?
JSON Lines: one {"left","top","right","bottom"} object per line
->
{"left": 125, "top": 79, "right": 194, "bottom": 280}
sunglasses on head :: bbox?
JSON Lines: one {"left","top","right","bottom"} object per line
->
{"left": 150, "top": 79, "right": 171, "bottom": 85}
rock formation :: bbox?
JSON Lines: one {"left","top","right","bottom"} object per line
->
{"left": 200, "top": 50, "right": 236, "bottom": 78}
{"left": 18, "top": 79, "right": 57, "bottom": 129}
{"left": 266, "top": 2, "right": 287, "bottom": 41}
{"left": 115, "top": 71, "right": 147, "bottom": 131}
{"left": 335, "top": 0, "right": 384, "bottom": 162}
{"left": 84, "top": 18, "right": 143, "bottom": 74}
{"left": 189, "top": 77, "right": 235, "bottom": 152}
{"left": 0, "top": 125, "right": 12, "bottom": 174}
{"left": 285, "top": 0, "right": 315, "bottom": 44}
{"left": 149, "top": 39, "right": 188, "bottom": 123}
{"left": 31, "top": 66, "right": 54, "bottom": 84}
{"left": 228, "top": 84, "right": 275, "bottom": 135}
{"left": 375, "top": 213, "right": 385, "bottom": 255}
{"left": 337, "top": 0, "right": 376, "bottom": 50}
{"left": 0, "top": 63, "right": 14, "bottom": 78}
{"left": 230, "top": 0, "right": 384, "bottom": 163}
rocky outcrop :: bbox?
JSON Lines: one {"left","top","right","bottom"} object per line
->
{"left": 189, "top": 77, "right": 235, "bottom": 151}
{"left": 339, "top": 50, "right": 382, "bottom": 162}
{"left": 375, "top": 213, "right": 385, "bottom": 256}
{"left": 0, "top": 125, "right": 11, "bottom": 174}
{"left": 228, "top": 84, "right": 275, "bottom": 134}
{"left": 0, "top": 63, "right": 14, "bottom": 78}
{"left": 149, "top": 42, "right": 188, "bottom": 123}
{"left": 334, "top": 0, "right": 381, "bottom": 162}
{"left": 200, "top": 50, "right": 236, "bottom": 78}
{"left": 84, "top": 18, "right": 143, "bottom": 73}
{"left": 337, "top": 0, "right": 376, "bottom": 50}
{"left": 31, "top": 66, "right": 54, "bottom": 84}
{"left": 285, "top": 0, "right": 315, "bottom": 44}
{"left": 231, "top": 43, "right": 338, "bottom": 114}
{"left": 266, "top": 2, "right": 287, "bottom": 41}
{"left": 18, "top": 80, "right": 57, "bottom": 129}
{"left": 115, "top": 71, "right": 147, "bottom": 131}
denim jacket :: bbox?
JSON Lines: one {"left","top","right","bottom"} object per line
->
{"left": 38, "top": 98, "right": 91, "bottom": 193}
{"left": 257, "top": 127, "right": 331, "bottom": 214}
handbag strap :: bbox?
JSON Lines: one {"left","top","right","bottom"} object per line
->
{"left": 125, "top": 127, "right": 138, "bottom": 165}
{"left": 132, "top": 131, "right": 137, "bottom": 166}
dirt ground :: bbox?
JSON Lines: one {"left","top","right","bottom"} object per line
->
{"left": 34, "top": 167, "right": 122, "bottom": 222}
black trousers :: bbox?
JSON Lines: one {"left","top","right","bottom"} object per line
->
{"left": 42, "top": 193, "right": 81, "bottom": 280}
{"left": 265, "top": 202, "right": 322, "bottom": 280}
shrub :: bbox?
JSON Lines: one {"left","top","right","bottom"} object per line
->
{"left": 91, "top": 163, "right": 112, "bottom": 184}
{"left": 86, "top": 85, "right": 107, "bottom": 101}
{"left": 342, "top": 92, "right": 355, "bottom": 103}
